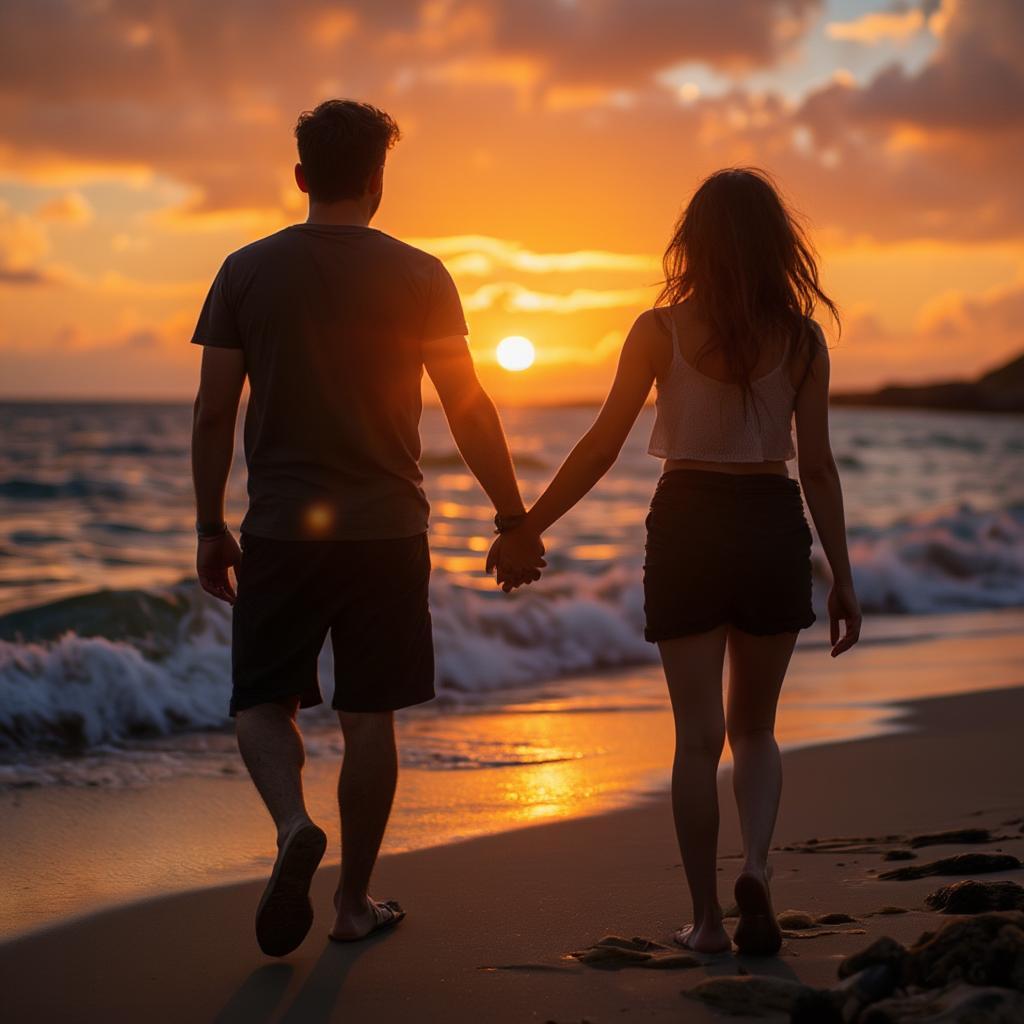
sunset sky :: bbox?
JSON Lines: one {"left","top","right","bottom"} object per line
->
{"left": 1, "top": 0, "right": 1022, "bottom": 402}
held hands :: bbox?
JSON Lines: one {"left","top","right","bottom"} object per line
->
{"left": 486, "top": 526, "right": 547, "bottom": 593}
{"left": 828, "top": 582, "right": 862, "bottom": 657}
{"left": 197, "top": 530, "right": 242, "bottom": 605}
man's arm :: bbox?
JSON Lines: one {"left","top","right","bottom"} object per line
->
{"left": 423, "top": 335, "right": 544, "bottom": 578}
{"left": 192, "top": 346, "right": 246, "bottom": 603}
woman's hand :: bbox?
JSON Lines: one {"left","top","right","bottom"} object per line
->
{"left": 827, "top": 583, "right": 861, "bottom": 657}
{"left": 197, "top": 531, "right": 242, "bottom": 604}
{"left": 486, "top": 527, "right": 547, "bottom": 593}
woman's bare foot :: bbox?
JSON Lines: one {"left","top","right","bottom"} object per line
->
{"left": 733, "top": 867, "right": 782, "bottom": 956}
{"left": 673, "top": 921, "right": 732, "bottom": 954}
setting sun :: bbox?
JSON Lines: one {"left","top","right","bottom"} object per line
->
{"left": 496, "top": 336, "right": 536, "bottom": 372}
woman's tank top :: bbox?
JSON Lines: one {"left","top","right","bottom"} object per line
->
{"left": 648, "top": 315, "right": 797, "bottom": 463}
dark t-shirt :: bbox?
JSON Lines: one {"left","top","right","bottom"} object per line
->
{"left": 191, "top": 224, "right": 467, "bottom": 540}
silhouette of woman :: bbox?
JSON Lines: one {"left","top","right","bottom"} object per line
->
{"left": 490, "top": 168, "right": 862, "bottom": 955}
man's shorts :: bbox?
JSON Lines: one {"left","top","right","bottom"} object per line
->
{"left": 230, "top": 532, "right": 435, "bottom": 715}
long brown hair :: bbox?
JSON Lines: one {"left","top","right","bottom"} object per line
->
{"left": 657, "top": 167, "right": 839, "bottom": 389}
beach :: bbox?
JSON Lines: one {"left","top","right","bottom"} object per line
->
{"left": 2, "top": 401, "right": 1024, "bottom": 1020}
{"left": 3, "top": 682, "right": 1023, "bottom": 1022}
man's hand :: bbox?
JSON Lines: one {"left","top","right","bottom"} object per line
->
{"left": 486, "top": 527, "right": 546, "bottom": 593}
{"left": 197, "top": 531, "right": 242, "bottom": 605}
{"left": 827, "top": 583, "right": 861, "bottom": 657}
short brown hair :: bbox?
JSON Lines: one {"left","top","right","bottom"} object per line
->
{"left": 294, "top": 100, "right": 401, "bottom": 202}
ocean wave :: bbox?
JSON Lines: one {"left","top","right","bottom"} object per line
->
{"left": 0, "top": 476, "right": 129, "bottom": 501}
{"left": 0, "top": 503, "right": 1022, "bottom": 754}
{"left": 844, "top": 504, "right": 1024, "bottom": 613}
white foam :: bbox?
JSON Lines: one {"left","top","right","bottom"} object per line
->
{"left": 1, "top": 503, "right": 1023, "bottom": 754}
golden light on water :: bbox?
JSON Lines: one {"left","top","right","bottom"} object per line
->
{"left": 496, "top": 336, "right": 536, "bottom": 372}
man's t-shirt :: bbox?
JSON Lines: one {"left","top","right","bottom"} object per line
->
{"left": 191, "top": 224, "right": 467, "bottom": 541}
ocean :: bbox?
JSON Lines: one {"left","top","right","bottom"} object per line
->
{"left": 2, "top": 400, "right": 1023, "bottom": 771}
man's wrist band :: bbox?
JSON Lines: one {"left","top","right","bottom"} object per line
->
{"left": 494, "top": 512, "right": 528, "bottom": 534}
{"left": 196, "top": 520, "right": 228, "bottom": 540}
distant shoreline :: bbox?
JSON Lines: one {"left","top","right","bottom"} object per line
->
{"left": 1, "top": 347, "right": 1022, "bottom": 413}
{"left": 0, "top": 395, "right": 1021, "bottom": 414}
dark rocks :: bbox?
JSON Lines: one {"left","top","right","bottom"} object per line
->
{"left": 797, "top": 912, "right": 1024, "bottom": 1022}
{"left": 817, "top": 912, "right": 858, "bottom": 925}
{"left": 832, "top": 965, "right": 901, "bottom": 1021}
{"left": 883, "top": 850, "right": 917, "bottom": 861}
{"left": 790, "top": 989, "right": 843, "bottom": 1023}
{"left": 778, "top": 910, "right": 817, "bottom": 930}
{"left": 908, "top": 827, "right": 995, "bottom": 849}
{"left": 687, "top": 975, "right": 816, "bottom": 1015}
{"left": 904, "top": 911, "right": 1024, "bottom": 991}
{"left": 872, "top": 906, "right": 910, "bottom": 916}
{"left": 859, "top": 984, "right": 1024, "bottom": 1023}
{"left": 839, "top": 936, "right": 909, "bottom": 980}
{"left": 926, "top": 880, "right": 1024, "bottom": 914}
{"left": 879, "top": 853, "right": 1022, "bottom": 881}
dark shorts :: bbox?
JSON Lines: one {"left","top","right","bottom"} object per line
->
{"left": 230, "top": 532, "right": 435, "bottom": 715}
{"left": 643, "top": 470, "right": 816, "bottom": 642}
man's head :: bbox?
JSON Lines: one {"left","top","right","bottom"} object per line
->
{"left": 294, "top": 100, "right": 401, "bottom": 214}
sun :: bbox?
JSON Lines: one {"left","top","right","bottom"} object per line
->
{"left": 496, "top": 336, "right": 536, "bottom": 372}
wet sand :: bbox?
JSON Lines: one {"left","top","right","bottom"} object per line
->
{"left": 2, "top": 684, "right": 1022, "bottom": 1023}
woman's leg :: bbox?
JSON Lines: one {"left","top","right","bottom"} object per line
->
{"left": 725, "top": 627, "right": 798, "bottom": 953}
{"left": 658, "top": 626, "right": 730, "bottom": 953}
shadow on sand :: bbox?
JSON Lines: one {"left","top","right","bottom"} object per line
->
{"left": 215, "top": 928, "right": 400, "bottom": 1024}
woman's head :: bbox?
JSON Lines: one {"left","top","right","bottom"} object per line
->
{"left": 659, "top": 167, "right": 838, "bottom": 382}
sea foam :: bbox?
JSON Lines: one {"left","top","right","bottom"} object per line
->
{"left": 1, "top": 503, "right": 1022, "bottom": 753}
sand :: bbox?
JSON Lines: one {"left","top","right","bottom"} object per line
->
{"left": 2, "top": 685, "right": 1023, "bottom": 1023}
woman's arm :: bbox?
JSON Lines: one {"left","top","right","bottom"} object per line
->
{"left": 487, "top": 312, "right": 659, "bottom": 588}
{"left": 794, "top": 329, "right": 862, "bottom": 656}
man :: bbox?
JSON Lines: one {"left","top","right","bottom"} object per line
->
{"left": 191, "top": 99, "right": 545, "bottom": 956}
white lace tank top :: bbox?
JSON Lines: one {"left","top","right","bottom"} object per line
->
{"left": 648, "top": 316, "right": 797, "bottom": 462}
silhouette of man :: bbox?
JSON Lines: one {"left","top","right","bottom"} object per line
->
{"left": 191, "top": 100, "right": 544, "bottom": 956}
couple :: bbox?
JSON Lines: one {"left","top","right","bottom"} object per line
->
{"left": 191, "top": 99, "right": 861, "bottom": 960}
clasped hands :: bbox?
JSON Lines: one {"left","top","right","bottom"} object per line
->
{"left": 486, "top": 522, "right": 547, "bottom": 593}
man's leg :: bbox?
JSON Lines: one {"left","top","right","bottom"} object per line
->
{"left": 236, "top": 695, "right": 315, "bottom": 843}
{"left": 331, "top": 710, "right": 399, "bottom": 940}
{"left": 237, "top": 695, "right": 327, "bottom": 957}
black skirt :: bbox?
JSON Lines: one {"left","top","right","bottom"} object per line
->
{"left": 643, "top": 469, "right": 816, "bottom": 642}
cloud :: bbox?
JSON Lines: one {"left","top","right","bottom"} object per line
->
{"left": 0, "top": 0, "right": 823, "bottom": 218}
{"left": 456, "top": 0, "right": 822, "bottom": 85}
{"left": 462, "top": 281, "right": 654, "bottom": 314}
{"left": 806, "top": 0, "right": 1024, "bottom": 134}
{"left": 826, "top": 9, "right": 926, "bottom": 44}
{"left": 691, "top": 0, "right": 1024, "bottom": 244}
{"left": 34, "top": 191, "right": 95, "bottom": 224}
{"left": 0, "top": 200, "right": 64, "bottom": 285}
{"left": 0, "top": 266, "right": 52, "bottom": 285}
{"left": 411, "top": 235, "right": 659, "bottom": 275}
{"left": 915, "top": 279, "right": 1024, "bottom": 345}
{"left": 832, "top": 280, "right": 1024, "bottom": 387}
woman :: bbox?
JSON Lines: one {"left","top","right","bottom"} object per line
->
{"left": 489, "top": 168, "right": 862, "bottom": 956}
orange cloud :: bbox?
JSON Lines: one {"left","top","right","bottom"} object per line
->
{"left": 463, "top": 282, "right": 654, "bottom": 314}
{"left": 826, "top": 9, "right": 925, "bottom": 44}
{"left": 411, "top": 235, "right": 659, "bottom": 275}
{"left": 34, "top": 191, "right": 94, "bottom": 224}
{"left": 831, "top": 280, "right": 1024, "bottom": 388}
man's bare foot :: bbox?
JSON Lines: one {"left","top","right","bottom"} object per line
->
{"left": 329, "top": 898, "right": 405, "bottom": 942}
{"left": 733, "top": 867, "right": 782, "bottom": 956}
{"left": 673, "top": 921, "right": 732, "bottom": 954}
